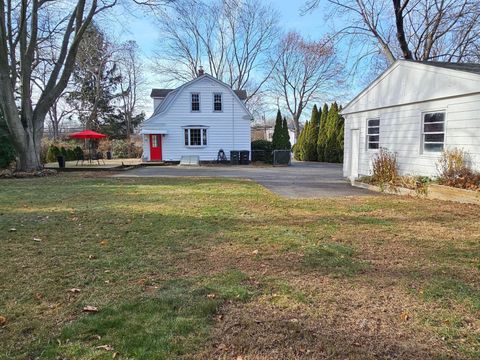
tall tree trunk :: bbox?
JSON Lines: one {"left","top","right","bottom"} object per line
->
{"left": 9, "top": 115, "right": 44, "bottom": 171}
{"left": 393, "top": 0, "right": 413, "bottom": 59}
{"left": 293, "top": 113, "right": 301, "bottom": 139}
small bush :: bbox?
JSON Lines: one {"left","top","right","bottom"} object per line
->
{"left": 111, "top": 139, "right": 142, "bottom": 159}
{"left": 46, "top": 145, "right": 61, "bottom": 163}
{"left": 0, "top": 113, "right": 15, "bottom": 168}
{"left": 398, "top": 176, "right": 431, "bottom": 195}
{"left": 371, "top": 148, "right": 398, "bottom": 186}
{"left": 437, "top": 148, "right": 469, "bottom": 181}
{"left": 0, "top": 132, "right": 15, "bottom": 169}
{"left": 251, "top": 140, "right": 272, "bottom": 151}
{"left": 74, "top": 146, "right": 83, "bottom": 160}
{"left": 60, "top": 147, "right": 68, "bottom": 159}
{"left": 98, "top": 139, "right": 112, "bottom": 153}
{"left": 251, "top": 140, "right": 272, "bottom": 163}
{"left": 437, "top": 149, "right": 480, "bottom": 191}
{"left": 66, "top": 149, "right": 76, "bottom": 161}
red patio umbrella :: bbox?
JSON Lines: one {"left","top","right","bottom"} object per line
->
{"left": 69, "top": 130, "right": 107, "bottom": 139}
{"left": 69, "top": 130, "right": 107, "bottom": 164}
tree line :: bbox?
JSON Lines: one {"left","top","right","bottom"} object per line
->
{"left": 1, "top": 0, "right": 479, "bottom": 171}
{"left": 294, "top": 103, "right": 344, "bottom": 163}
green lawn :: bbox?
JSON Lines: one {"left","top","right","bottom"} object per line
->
{"left": 0, "top": 175, "right": 479, "bottom": 359}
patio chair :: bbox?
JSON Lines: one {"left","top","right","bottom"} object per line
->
{"left": 92, "top": 151, "right": 106, "bottom": 165}
{"left": 75, "top": 151, "right": 85, "bottom": 166}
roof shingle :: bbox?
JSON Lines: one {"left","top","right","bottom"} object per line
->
{"left": 150, "top": 88, "right": 247, "bottom": 100}
{"left": 412, "top": 61, "right": 480, "bottom": 75}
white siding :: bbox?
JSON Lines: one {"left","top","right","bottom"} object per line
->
{"left": 343, "top": 94, "right": 480, "bottom": 177}
{"left": 141, "top": 76, "right": 251, "bottom": 161}
{"left": 153, "top": 97, "right": 164, "bottom": 112}
{"left": 344, "top": 61, "right": 480, "bottom": 115}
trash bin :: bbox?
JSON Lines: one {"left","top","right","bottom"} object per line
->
{"left": 273, "top": 150, "right": 291, "bottom": 166}
{"left": 230, "top": 150, "right": 240, "bottom": 165}
{"left": 106, "top": 151, "right": 112, "bottom": 160}
{"left": 57, "top": 155, "right": 65, "bottom": 169}
{"left": 239, "top": 150, "right": 250, "bottom": 165}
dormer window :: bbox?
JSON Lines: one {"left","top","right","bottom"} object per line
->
{"left": 191, "top": 93, "right": 200, "bottom": 111}
{"left": 214, "top": 93, "right": 222, "bottom": 111}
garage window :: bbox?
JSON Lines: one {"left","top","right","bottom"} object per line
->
{"left": 367, "top": 118, "right": 380, "bottom": 150}
{"left": 422, "top": 112, "right": 445, "bottom": 152}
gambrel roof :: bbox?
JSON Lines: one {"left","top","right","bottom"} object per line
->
{"left": 144, "top": 74, "right": 252, "bottom": 124}
{"left": 342, "top": 60, "right": 480, "bottom": 115}
{"left": 150, "top": 87, "right": 247, "bottom": 100}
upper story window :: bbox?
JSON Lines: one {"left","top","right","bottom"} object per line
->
{"left": 191, "top": 93, "right": 200, "bottom": 111}
{"left": 184, "top": 127, "right": 207, "bottom": 147}
{"left": 422, "top": 112, "right": 445, "bottom": 152}
{"left": 367, "top": 118, "right": 380, "bottom": 150}
{"left": 214, "top": 93, "right": 222, "bottom": 111}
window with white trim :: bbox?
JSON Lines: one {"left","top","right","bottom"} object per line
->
{"left": 213, "top": 93, "right": 222, "bottom": 111}
{"left": 191, "top": 93, "right": 200, "bottom": 111}
{"left": 422, "top": 112, "right": 445, "bottom": 152}
{"left": 366, "top": 118, "right": 380, "bottom": 150}
{"left": 184, "top": 128, "right": 207, "bottom": 146}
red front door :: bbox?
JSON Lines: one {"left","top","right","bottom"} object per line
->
{"left": 149, "top": 134, "right": 162, "bottom": 161}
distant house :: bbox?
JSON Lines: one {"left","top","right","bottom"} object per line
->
{"left": 342, "top": 60, "right": 480, "bottom": 180}
{"left": 251, "top": 124, "right": 297, "bottom": 145}
{"left": 140, "top": 69, "right": 252, "bottom": 162}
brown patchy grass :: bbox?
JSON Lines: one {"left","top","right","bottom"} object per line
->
{"left": 0, "top": 174, "right": 479, "bottom": 359}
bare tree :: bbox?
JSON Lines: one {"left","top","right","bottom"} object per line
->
{"left": 270, "top": 32, "right": 342, "bottom": 137}
{"left": 0, "top": 0, "right": 171, "bottom": 171}
{"left": 0, "top": 0, "right": 120, "bottom": 171}
{"left": 47, "top": 96, "right": 75, "bottom": 140}
{"left": 154, "top": 0, "right": 279, "bottom": 102}
{"left": 116, "top": 40, "right": 146, "bottom": 140}
{"left": 303, "top": 0, "right": 480, "bottom": 64}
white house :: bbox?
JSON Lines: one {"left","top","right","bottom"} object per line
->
{"left": 342, "top": 60, "right": 480, "bottom": 180}
{"left": 140, "top": 69, "right": 252, "bottom": 162}
{"left": 251, "top": 124, "right": 297, "bottom": 145}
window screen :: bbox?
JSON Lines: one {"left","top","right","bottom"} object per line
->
{"left": 367, "top": 119, "right": 380, "bottom": 149}
{"left": 214, "top": 93, "right": 222, "bottom": 111}
{"left": 423, "top": 112, "right": 445, "bottom": 152}
{"left": 191, "top": 93, "right": 200, "bottom": 111}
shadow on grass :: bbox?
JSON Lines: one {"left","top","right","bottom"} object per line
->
{"left": 302, "top": 243, "right": 368, "bottom": 276}
{"left": 39, "top": 271, "right": 255, "bottom": 360}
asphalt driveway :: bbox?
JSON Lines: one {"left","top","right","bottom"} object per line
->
{"left": 116, "top": 161, "right": 374, "bottom": 198}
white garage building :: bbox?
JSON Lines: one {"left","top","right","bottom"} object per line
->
{"left": 342, "top": 60, "right": 480, "bottom": 180}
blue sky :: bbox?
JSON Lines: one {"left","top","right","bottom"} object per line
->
{"left": 107, "top": 1, "right": 354, "bottom": 120}
{"left": 112, "top": 1, "right": 326, "bottom": 58}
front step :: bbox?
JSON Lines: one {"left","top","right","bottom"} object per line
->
{"left": 142, "top": 161, "right": 166, "bottom": 166}
{"left": 179, "top": 155, "right": 200, "bottom": 166}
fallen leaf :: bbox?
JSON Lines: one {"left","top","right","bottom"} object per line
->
{"left": 252, "top": 249, "right": 259, "bottom": 255}
{"left": 400, "top": 310, "right": 410, "bottom": 322}
{"left": 82, "top": 306, "right": 98, "bottom": 313}
{"left": 33, "top": 237, "right": 42, "bottom": 242}
{"left": 0, "top": 316, "right": 7, "bottom": 326}
{"left": 68, "top": 288, "right": 81, "bottom": 294}
{"left": 96, "top": 345, "right": 113, "bottom": 351}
